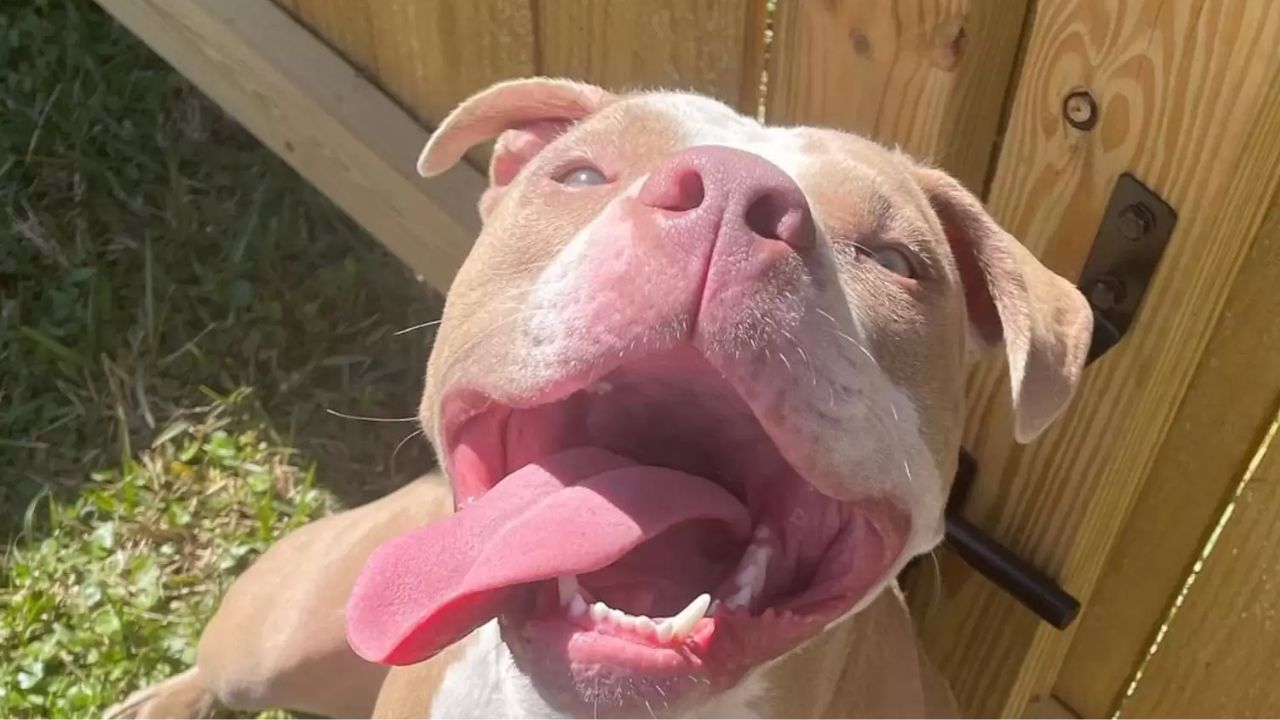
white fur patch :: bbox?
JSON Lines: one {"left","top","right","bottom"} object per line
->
{"left": 431, "top": 621, "right": 765, "bottom": 719}
{"left": 431, "top": 622, "right": 561, "bottom": 719}
{"left": 633, "top": 94, "right": 811, "bottom": 184}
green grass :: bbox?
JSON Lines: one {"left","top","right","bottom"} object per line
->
{"left": 1, "top": 391, "right": 335, "bottom": 717}
{"left": 1, "top": 0, "right": 442, "bottom": 716}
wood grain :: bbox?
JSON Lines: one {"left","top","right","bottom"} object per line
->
{"left": 535, "top": 0, "right": 767, "bottom": 113}
{"left": 93, "top": 0, "right": 485, "bottom": 292}
{"left": 765, "top": 0, "right": 1033, "bottom": 190}
{"left": 908, "top": 2, "right": 1280, "bottom": 716}
{"left": 275, "top": 0, "right": 379, "bottom": 76}
{"left": 1118, "top": 414, "right": 1280, "bottom": 717}
{"left": 1056, "top": 185, "right": 1280, "bottom": 715}
{"left": 364, "top": 1, "right": 535, "bottom": 127}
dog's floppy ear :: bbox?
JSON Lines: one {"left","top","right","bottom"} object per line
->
{"left": 418, "top": 78, "right": 615, "bottom": 218}
{"left": 915, "top": 167, "right": 1093, "bottom": 443}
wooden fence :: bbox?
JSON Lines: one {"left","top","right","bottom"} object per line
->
{"left": 95, "top": 0, "right": 1280, "bottom": 716}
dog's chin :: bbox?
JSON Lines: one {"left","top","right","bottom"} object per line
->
{"left": 439, "top": 346, "right": 911, "bottom": 718}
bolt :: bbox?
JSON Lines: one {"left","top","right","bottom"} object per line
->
{"left": 1063, "top": 89, "right": 1098, "bottom": 131}
{"left": 1117, "top": 203, "right": 1155, "bottom": 241}
{"left": 1088, "top": 276, "right": 1127, "bottom": 310}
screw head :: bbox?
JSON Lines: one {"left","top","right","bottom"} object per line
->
{"left": 1063, "top": 89, "right": 1098, "bottom": 131}
{"left": 1117, "top": 203, "right": 1155, "bottom": 241}
{"left": 1088, "top": 276, "right": 1127, "bottom": 310}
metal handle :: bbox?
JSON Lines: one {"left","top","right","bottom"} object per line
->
{"left": 943, "top": 448, "right": 1082, "bottom": 629}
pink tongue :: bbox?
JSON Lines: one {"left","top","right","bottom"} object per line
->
{"left": 345, "top": 448, "right": 750, "bottom": 665}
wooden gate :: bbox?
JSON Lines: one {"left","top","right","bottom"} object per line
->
{"left": 94, "top": 0, "right": 1280, "bottom": 716}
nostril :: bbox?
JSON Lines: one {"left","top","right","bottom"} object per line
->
{"left": 745, "top": 191, "right": 811, "bottom": 248}
{"left": 641, "top": 166, "right": 705, "bottom": 212}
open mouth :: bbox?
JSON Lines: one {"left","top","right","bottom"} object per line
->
{"left": 346, "top": 345, "right": 909, "bottom": 715}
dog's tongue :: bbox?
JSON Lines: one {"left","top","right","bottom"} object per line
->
{"left": 346, "top": 448, "right": 750, "bottom": 665}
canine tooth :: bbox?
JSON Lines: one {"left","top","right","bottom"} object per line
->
{"left": 590, "top": 602, "right": 610, "bottom": 623}
{"left": 568, "top": 594, "right": 588, "bottom": 618}
{"left": 557, "top": 575, "right": 579, "bottom": 606}
{"left": 668, "top": 593, "right": 711, "bottom": 639}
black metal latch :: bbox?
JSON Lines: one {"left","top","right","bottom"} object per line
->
{"left": 1079, "top": 173, "right": 1178, "bottom": 361}
{"left": 940, "top": 173, "right": 1176, "bottom": 629}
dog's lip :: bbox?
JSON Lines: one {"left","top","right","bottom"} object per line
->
{"left": 494, "top": 530, "right": 898, "bottom": 717}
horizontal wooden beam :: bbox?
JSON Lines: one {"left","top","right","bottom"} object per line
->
{"left": 93, "top": 0, "right": 485, "bottom": 292}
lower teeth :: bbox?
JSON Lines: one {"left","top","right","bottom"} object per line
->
{"left": 555, "top": 524, "right": 772, "bottom": 642}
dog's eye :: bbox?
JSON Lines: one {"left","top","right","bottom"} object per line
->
{"left": 556, "top": 165, "right": 608, "bottom": 187}
{"left": 860, "top": 245, "right": 917, "bottom": 279}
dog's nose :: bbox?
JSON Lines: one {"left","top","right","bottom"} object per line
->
{"left": 638, "top": 146, "right": 814, "bottom": 251}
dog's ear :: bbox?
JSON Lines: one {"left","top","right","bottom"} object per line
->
{"left": 915, "top": 167, "right": 1093, "bottom": 443}
{"left": 418, "top": 78, "right": 616, "bottom": 218}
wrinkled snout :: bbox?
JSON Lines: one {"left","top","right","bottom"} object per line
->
{"left": 640, "top": 144, "right": 815, "bottom": 258}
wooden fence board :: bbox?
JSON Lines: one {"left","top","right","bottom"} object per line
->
{"left": 536, "top": 0, "right": 767, "bottom": 114}
{"left": 277, "top": 0, "right": 536, "bottom": 171}
{"left": 277, "top": 0, "right": 379, "bottom": 76}
{"left": 1056, "top": 188, "right": 1280, "bottom": 716}
{"left": 282, "top": 0, "right": 768, "bottom": 121}
{"left": 911, "top": 2, "right": 1280, "bottom": 715}
{"left": 364, "top": 1, "right": 535, "bottom": 127}
{"left": 765, "top": 0, "right": 1032, "bottom": 190}
{"left": 1118, "top": 414, "right": 1280, "bottom": 717}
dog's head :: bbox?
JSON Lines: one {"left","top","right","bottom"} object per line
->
{"left": 347, "top": 78, "right": 1091, "bottom": 717}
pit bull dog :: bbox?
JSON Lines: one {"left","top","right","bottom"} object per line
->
{"left": 110, "top": 77, "right": 1092, "bottom": 719}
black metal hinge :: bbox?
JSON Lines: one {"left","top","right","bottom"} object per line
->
{"left": 941, "top": 173, "right": 1176, "bottom": 629}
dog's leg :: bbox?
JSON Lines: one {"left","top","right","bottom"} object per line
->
{"left": 108, "top": 474, "right": 453, "bottom": 719}
{"left": 106, "top": 667, "right": 217, "bottom": 719}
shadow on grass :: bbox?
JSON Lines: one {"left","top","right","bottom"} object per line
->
{"left": 0, "top": 0, "right": 446, "bottom": 544}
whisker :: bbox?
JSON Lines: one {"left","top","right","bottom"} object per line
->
{"left": 390, "top": 428, "right": 425, "bottom": 476}
{"left": 779, "top": 327, "right": 817, "bottom": 387}
{"left": 921, "top": 548, "right": 945, "bottom": 617}
{"left": 325, "top": 409, "right": 417, "bottom": 423}
{"left": 831, "top": 327, "right": 879, "bottom": 366}
{"left": 817, "top": 313, "right": 918, "bottom": 488}
{"left": 394, "top": 319, "right": 441, "bottom": 335}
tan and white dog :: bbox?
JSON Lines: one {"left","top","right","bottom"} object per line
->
{"left": 111, "top": 78, "right": 1092, "bottom": 719}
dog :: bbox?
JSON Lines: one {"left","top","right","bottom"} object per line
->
{"left": 109, "top": 77, "right": 1092, "bottom": 719}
